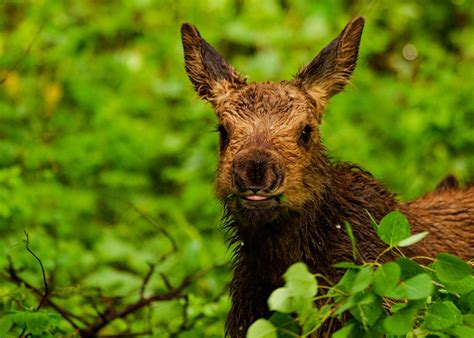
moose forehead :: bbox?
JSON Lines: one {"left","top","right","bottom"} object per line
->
{"left": 215, "top": 82, "right": 319, "bottom": 125}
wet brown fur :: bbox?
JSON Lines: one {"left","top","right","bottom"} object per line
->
{"left": 181, "top": 18, "right": 474, "bottom": 337}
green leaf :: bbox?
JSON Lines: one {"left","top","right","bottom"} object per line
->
{"left": 396, "top": 257, "right": 426, "bottom": 280}
{"left": 333, "top": 261, "right": 361, "bottom": 269}
{"left": 446, "top": 324, "right": 474, "bottom": 337}
{"left": 301, "top": 308, "right": 321, "bottom": 336}
{"left": 397, "top": 231, "right": 428, "bottom": 247}
{"left": 390, "top": 273, "right": 433, "bottom": 300}
{"left": 435, "top": 253, "right": 472, "bottom": 283}
{"left": 332, "top": 269, "right": 358, "bottom": 295}
{"left": 284, "top": 262, "right": 318, "bottom": 298}
{"left": 332, "top": 322, "right": 355, "bottom": 338}
{"left": 390, "top": 303, "right": 408, "bottom": 313}
{"left": 268, "top": 287, "right": 293, "bottom": 313}
{"left": 247, "top": 319, "right": 277, "bottom": 338}
{"left": 349, "top": 294, "right": 383, "bottom": 328}
{"left": 351, "top": 266, "right": 373, "bottom": 293}
{"left": 26, "top": 312, "right": 50, "bottom": 335}
{"left": 270, "top": 262, "right": 318, "bottom": 320}
{"left": 12, "top": 311, "right": 27, "bottom": 328}
{"left": 465, "top": 292, "right": 474, "bottom": 312}
{"left": 301, "top": 304, "right": 332, "bottom": 336}
{"left": 0, "top": 314, "right": 14, "bottom": 336}
{"left": 383, "top": 306, "right": 418, "bottom": 335}
{"left": 426, "top": 301, "right": 463, "bottom": 330}
{"left": 344, "top": 221, "right": 358, "bottom": 260}
{"left": 444, "top": 275, "right": 474, "bottom": 295}
{"left": 376, "top": 210, "right": 410, "bottom": 246}
{"left": 268, "top": 312, "right": 298, "bottom": 338}
{"left": 335, "top": 291, "right": 373, "bottom": 315}
{"left": 464, "top": 313, "right": 474, "bottom": 328}
{"left": 373, "top": 262, "right": 401, "bottom": 296}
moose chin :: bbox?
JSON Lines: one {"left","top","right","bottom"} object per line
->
{"left": 181, "top": 17, "right": 474, "bottom": 337}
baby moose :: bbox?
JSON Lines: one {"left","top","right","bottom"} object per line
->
{"left": 180, "top": 17, "right": 473, "bottom": 337}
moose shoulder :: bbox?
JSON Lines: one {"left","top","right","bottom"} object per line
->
{"left": 180, "top": 17, "right": 474, "bottom": 337}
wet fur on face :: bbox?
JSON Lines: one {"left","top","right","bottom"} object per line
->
{"left": 213, "top": 82, "right": 329, "bottom": 225}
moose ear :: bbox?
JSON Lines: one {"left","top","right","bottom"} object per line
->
{"left": 181, "top": 23, "right": 246, "bottom": 103}
{"left": 293, "top": 17, "right": 365, "bottom": 101}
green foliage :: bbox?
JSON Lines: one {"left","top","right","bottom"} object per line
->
{"left": 372, "top": 262, "right": 400, "bottom": 296}
{"left": 0, "top": 0, "right": 473, "bottom": 336}
{"left": 435, "top": 252, "right": 473, "bottom": 283}
{"left": 246, "top": 319, "right": 277, "bottom": 338}
{"left": 0, "top": 310, "right": 62, "bottom": 337}
{"left": 376, "top": 210, "right": 410, "bottom": 247}
{"left": 247, "top": 211, "right": 474, "bottom": 338}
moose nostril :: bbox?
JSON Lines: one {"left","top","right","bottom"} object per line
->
{"left": 268, "top": 167, "right": 283, "bottom": 192}
{"left": 232, "top": 152, "right": 284, "bottom": 194}
{"left": 234, "top": 175, "right": 245, "bottom": 192}
{"left": 268, "top": 175, "right": 280, "bottom": 192}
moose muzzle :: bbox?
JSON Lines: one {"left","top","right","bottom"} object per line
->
{"left": 232, "top": 148, "right": 284, "bottom": 202}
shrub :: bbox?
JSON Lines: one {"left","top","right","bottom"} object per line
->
{"left": 247, "top": 211, "right": 474, "bottom": 337}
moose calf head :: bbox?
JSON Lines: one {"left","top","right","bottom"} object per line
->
{"left": 181, "top": 17, "right": 365, "bottom": 225}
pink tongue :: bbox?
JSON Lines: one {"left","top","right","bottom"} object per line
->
{"left": 246, "top": 195, "right": 268, "bottom": 201}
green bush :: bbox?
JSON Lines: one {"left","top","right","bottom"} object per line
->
{"left": 247, "top": 211, "right": 474, "bottom": 337}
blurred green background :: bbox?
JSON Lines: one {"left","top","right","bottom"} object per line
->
{"left": 0, "top": 0, "right": 472, "bottom": 336}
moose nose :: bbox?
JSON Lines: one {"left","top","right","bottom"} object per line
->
{"left": 232, "top": 150, "right": 283, "bottom": 194}
{"left": 249, "top": 187, "right": 260, "bottom": 193}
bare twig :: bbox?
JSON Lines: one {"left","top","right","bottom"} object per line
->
{"left": 140, "top": 264, "right": 156, "bottom": 298}
{"left": 5, "top": 258, "right": 83, "bottom": 330}
{"left": 78, "top": 265, "right": 224, "bottom": 337}
{"left": 129, "top": 204, "right": 178, "bottom": 253}
{"left": 23, "top": 231, "right": 49, "bottom": 310}
{"left": 6, "top": 257, "right": 225, "bottom": 336}
{"left": 179, "top": 295, "right": 189, "bottom": 329}
{"left": 5, "top": 225, "right": 226, "bottom": 337}
{"left": 159, "top": 272, "right": 173, "bottom": 290}
{"left": 0, "top": 20, "right": 44, "bottom": 84}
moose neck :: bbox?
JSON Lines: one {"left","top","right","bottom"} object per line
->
{"left": 224, "top": 161, "right": 398, "bottom": 337}
{"left": 227, "top": 161, "right": 398, "bottom": 283}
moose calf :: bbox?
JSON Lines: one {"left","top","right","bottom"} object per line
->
{"left": 181, "top": 17, "right": 474, "bottom": 337}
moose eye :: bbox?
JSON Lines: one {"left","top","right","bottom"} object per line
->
{"left": 218, "top": 124, "right": 229, "bottom": 149}
{"left": 300, "top": 125, "right": 312, "bottom": 145}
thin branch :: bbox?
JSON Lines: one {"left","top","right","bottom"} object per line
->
{"left": 5, "top": 258, "right": 83, "bottom": 330}
{"left": 129, "top": 204, "right": 178, "bottom": 253}
{"left": 0, "top": 20, "right": 44, "bottom": 84}
{"left": 159, "top": 272, "right": 173, "bottom": 291}
{"left": 79, "top": 265, "right": 224, "bottom": 337}
{"left": 140, "top": 264, "right": 156, "bottom": 298}
{"left": 23, "top": 231, "right": 49, "bottom": 310}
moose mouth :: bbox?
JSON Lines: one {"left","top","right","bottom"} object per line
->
{"left": 244, "top": 195, "right": 271, "bottom": 201}
{"left": 237, "top": 194, "right": 283, "bottom": 209}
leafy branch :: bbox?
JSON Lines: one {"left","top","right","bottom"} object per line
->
{"left": 247, "top": 211, "right": 474, "bottom": 338}
{"left": 3, "top": 208, "right": 226, "bottom": 337}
